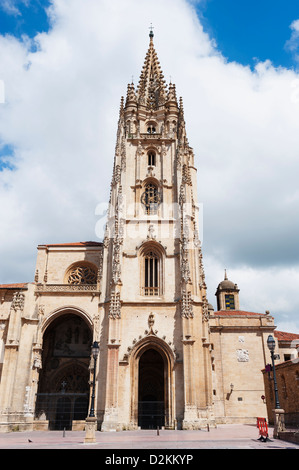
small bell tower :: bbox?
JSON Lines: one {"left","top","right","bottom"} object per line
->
{"left": 215, "top": 270, "right": 240, "bottom": 311}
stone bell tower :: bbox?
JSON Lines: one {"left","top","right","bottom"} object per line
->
{"left": 98, "top": 30, "right": 215, "bottom": 431}
{"left": 215, "top": 270, "right": 240, "bottom": 311}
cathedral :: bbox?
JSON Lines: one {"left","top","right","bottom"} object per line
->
{"left": 0, "top": 32, "right": 287, "bottom": 432}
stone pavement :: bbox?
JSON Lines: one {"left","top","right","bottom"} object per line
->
{"left": 0, "top": 424, "right": 298, "bottom": 450}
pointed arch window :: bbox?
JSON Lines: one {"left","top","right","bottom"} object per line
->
{"left": 141, "top": 182, "right": 161, "bottom": 215}
{"left": 143, "top": 250, "right": 160, "bottom": 296}
{"left": 148, "top": 151, "right": 156, "bottom": 166}
{"left": 147, "top": 125, "right": 156, "bottom": 134}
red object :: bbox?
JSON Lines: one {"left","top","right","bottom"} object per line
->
{"left": 257, "top": 417, "right": 269, "bottom": 440}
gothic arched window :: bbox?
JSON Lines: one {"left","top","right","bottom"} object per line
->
{"left": 143, "top": 250, "right": 159, "bottom": 296}
{"left": 147, "top": 125, "right": 156, "bottom": 134}
{"left": 141, "top": 182, "right": 161, "bottom": 215}
{"left": 148, "top": 151, "right": 156, "bottom": 166}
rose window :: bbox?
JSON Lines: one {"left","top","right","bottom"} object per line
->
{"left": 67, "top": 264, "right": 97, "bottom": 285}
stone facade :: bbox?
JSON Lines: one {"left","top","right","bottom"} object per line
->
{"left": 0, "top": 32, "right": 297, "bottom": 432}
{"left": 209, "top": 309, "right": 275, "bottom": 423}
{"left": 262, "top": 332, "right": 299, "bottom": 427}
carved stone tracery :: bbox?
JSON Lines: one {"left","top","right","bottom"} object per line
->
{"left": 11, "top": 292, "right": 25, "bottom": 311}
{"left": 109, "top": 291, "right": 121, "bottom": 319}
{"left": 181, "top": 290, "right": 193, "bottom": 319}
{"left": 67, "top": 265, "right": 97, "bottom": 285}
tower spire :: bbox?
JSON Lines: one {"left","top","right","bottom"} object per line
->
{"left": 149, "top": 23, "right": 154, "bottom": 40}
{"left": 136, "top": 26, "right": 167, "bottom": 109}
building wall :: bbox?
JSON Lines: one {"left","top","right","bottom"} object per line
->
{"left": 210, "top": 312, "right": 275, "bottom": 423}
{"left": 263, "top": 359, "right": 299, "bottom": 425}
{"left": 0, "top": 254, "right": 293, "bottom": 431}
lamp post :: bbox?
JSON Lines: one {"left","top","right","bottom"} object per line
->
{"left": 267, "top": 334, "right": 285, "bottom": 438}
{"left": 267, "top": 334, "right": 280, "bottom": 409}
{"left": 89, "top": 341, "right": 99, "bottom": 418}
{"left": 84, "top": 341, "right": 99, "bottom": 444}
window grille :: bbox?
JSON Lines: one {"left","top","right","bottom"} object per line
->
{"left": 143, "top": 251, "right": 159, "bottom": 296}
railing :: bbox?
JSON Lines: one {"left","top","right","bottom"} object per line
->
{"left": 35, "top": 284, "right": 99, "bottom": 294}
{"left": 127, "top": 133, "right": 174, "bottom": 140}
{"left": 127, "top": 133, "right": 162, "bottom": 140}
{"left": 35, "top": 392, "right": 89, "bottom": 430}
{"left": 138, "top": 401, "right": 165, "bottom": 429}
{"left": 142, "top": 287, "right": 159, "bottom": 296}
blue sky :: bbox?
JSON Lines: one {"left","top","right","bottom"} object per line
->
{"left": 195, "top": 0, "right": 299, "bottom": 69}
{"left": 1, "top": 1, "right": 299, "bottom": 170}
{"left": 0, "top": 0, "right": 299, "bottom": 331}
{"left": 0, "top": 0, "right": 51, "bottom": 38}
{"left": 0, "top": 0, "right": 298, "bottom": 68}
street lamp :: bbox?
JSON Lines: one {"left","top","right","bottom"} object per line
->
{"left": 89, "top": 341, "right": 99, "bottom": 418}
{"left": 267, "top": 334, "right": 280, "bottom": 409}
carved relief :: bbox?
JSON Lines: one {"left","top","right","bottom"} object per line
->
{"left": 202, "top": 297, "right": 210, "bottom": 322}
{"left": 198, "top": 247, "right": 206, "bottom": 290}
{"left": 120, "top": 313, "right": 178, "bottom": 363}
{"left": 109, "top": 291, "right": 121, "bottom": 319}
{"left": 180, "top": 234, "right": 191, "bottom": 285}
{"left": 148, "top": 313, "right": 155, "bottom": 333}
{"left": 11, "top": 292, "right": 25, "bottom": 311}
{"left": 236, "top": 349, "right": 249, "bottom": 362}
{"left": 182, "top": 164, "right": 192, "bottom": 185}
{"left": 181, "top": 290, "right": 193, "bottom": 319}
{"left": 120, "top": 136, "right": 126, "bottom": 171}
{"left": 111, "top": 185, "right": 124, "bottom": 286}
{"left": 112, "top": 164, "right": 121, "bottom": 185}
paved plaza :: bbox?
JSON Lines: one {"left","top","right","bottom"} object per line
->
{"left": 0, "top": 424, "right": 298, "bottom": 450}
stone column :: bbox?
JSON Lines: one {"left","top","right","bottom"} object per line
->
{"left": 273, "top": 408, "right": 285, "bottom": 438}
{"left": 84, "top": 416, "right": 97, "bottom": 443}
{"left": 0, "top": 292, "right": 25, "bottom": 412}
{"left": 101, "top": 341, "right": 120, "bottom": 431}
{"left": 181, "top": 322, "right": 199, "bottom": 429}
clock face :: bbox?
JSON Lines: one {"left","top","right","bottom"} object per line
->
{"left": 141, "top": 183, "right": 161, "bottom": 214}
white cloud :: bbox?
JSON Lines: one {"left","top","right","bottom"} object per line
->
{"left": 0, "top": 0, "right": 30, "bottom": 16}
{"left": 204, "top": 257, "right": 299, "bottom": 333}
{"left": 285, "top": 19, "right": 299, "bottom": 64}
{"left": 1, "top": 1, "right": 20, "bottom": 16}
{"left": 0, "top": 0, "right": 299, "bottom": 332}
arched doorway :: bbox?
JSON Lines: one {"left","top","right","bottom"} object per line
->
{"left": 130, "top": 337, "right": 175, "bottom": 429}
{"left": 138, "top": 348, "right": 165, "bottom": 429}
{"left": 35, "top": 313, "right": 92, "bottom": 430}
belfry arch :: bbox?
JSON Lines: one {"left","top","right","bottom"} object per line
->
{"left": 35, "top": 311, "right": 92, "bottom": 430}
{"left": 130, "top": 336, "right": 175, "bottom": 429}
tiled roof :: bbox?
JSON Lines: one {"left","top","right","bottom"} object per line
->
{"left": 212, "top": 310, "right": 267, "bottom": 316}
{"left": 274, "top": 330, "right": 299, "bottom": 341}
{"left": 40, "top": 241, "right": 103, "bottom": 247}
{"left": 0, "top": 283, "right": 28, "bottom": 289}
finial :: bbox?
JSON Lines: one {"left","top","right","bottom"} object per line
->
{"left": 149, "top": 23, "right": 154, "bottom": 40}
{"left": 224, "top": 269, "right": 228, "bottom": 280}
